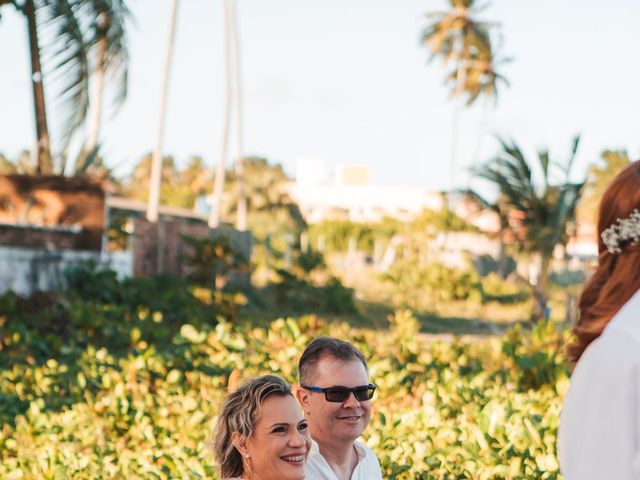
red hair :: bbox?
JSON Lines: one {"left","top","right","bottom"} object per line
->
{"left": 569, "top": 160, "right": 640, "bottom": 362}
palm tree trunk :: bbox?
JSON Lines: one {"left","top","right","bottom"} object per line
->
{"left": 230, "top": 0, "right": 247, "bottom": 231}
{"left": 85, "top": 32, "right": 107, "bottom": 157}
{"left": 532, "top": 254, "right": 551, "bottom": 322}
{"left": 497, "top": 236, "right": 508, "bottom": 279}
{"left": 147, "top": 0, "right": 180, "bottom": 223}
{"left": 447, "top": 61, "right": 466, "bottom": 216}
{"left": 466, "top": 94, "right": 491, "bottom": 187}
{"left": 209, "top": 0, "right": 233, "bottom": 228}
{"left": 24, "top": 0, "right": 53, "bottom": 174}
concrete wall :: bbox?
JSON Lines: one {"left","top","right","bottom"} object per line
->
{"left": 131, "top": 218, "right": 251, "bottom": 281}
{"left": 0, "top": 246, "right": 132, "bottom": 296}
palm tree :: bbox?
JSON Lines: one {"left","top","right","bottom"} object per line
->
{"left": 423, "top": 0, "right": 503, "bottom": 200}
{"left": 462, "top": 39, "right": 511, "bottom": 184}
{"left": 468, "top": 136, "right": 585, "bottom": 321}
{"left": 1, "top": 0, "right": 92, "bottom": 174}
{"left": 452, "top": 34, "right": 509, "bottom": 107}
{"left": 209, "top": 0, "right": 233, "bottom": 228}
{"left": 75, "top": 0, "right": 130, "bottom": 174}
{"left": 147, "top": 0, "right": 179, "bottom": 223}
{"left": 1, "top": 0, "right": 129, "bottom": 175}
{"left": 209, "top": 0, "right": 245, "bottom": 229}
{"left": 462, "top": 188, "right": 511, "bottom": 278}
{"left": 228, "top": 0, "right": 247, "bottom": 231}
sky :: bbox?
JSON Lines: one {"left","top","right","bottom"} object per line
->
{"left": 1, "top": 0, "right": 639, "bottom": 190}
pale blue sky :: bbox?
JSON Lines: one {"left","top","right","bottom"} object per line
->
{"left": 1, "top": 0, "right": 639, "bottom": 189}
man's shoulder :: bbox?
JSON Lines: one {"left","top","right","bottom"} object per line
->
{"left": 354, "top": 440, "right": 379, "bottom": 461}
{"left": 305, "top": 441, "right": 334, "bottom": 479}
{"left": 305, "top": 440, "right": 382, "bottom": 480}
{"left": 353, "top": 441, "right": 383, "bottom": 478}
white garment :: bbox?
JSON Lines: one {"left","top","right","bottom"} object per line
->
{"left": 305, "top": 439, "right": 383, "bottom": 480}
{"left": 558, "top": 289, "right": 640, "bottom": 480}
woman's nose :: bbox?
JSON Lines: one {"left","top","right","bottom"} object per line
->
{"left": 289, "top": 430, "right": 307, "bottom": 447}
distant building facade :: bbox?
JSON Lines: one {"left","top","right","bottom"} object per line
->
{"left": 286, "top": 162, "right": 445, "bottom": 223}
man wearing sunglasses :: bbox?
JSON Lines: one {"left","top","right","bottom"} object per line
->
{"left": 296, "top": 337, "right": 383, "bottom": 480}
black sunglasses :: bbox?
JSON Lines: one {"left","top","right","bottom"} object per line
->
{"left": 301, "top": 384, "right": 376, "bottom": 403}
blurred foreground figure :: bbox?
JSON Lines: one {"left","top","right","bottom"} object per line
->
{"left": 559, "top": 160, "right": 640, "bottom": 479}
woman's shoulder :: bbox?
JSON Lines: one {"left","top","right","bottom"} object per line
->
{"left": 603, "top": 290, "right": 640, "bottom": 344}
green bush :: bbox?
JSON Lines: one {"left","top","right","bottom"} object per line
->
{"left": 382, "top": 261, "right": 482, "bottom": 308}
{"left": 480, "top": 273, "right": 530, "bottom": 304}
{"left": 0, "top": 296, "right": 567, "bottom": 480}
{"left": 0, "top": 285, "right": 567, "bottom": 479}
{"left": 271, "top": 269, "right": 356, "bottom": 315}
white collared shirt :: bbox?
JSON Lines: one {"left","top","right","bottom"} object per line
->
{"left": 305, "top": 439, "right": 383, "bottom": 480}
{"left": 558, "top": 290, "right": 640, "bottom": 479}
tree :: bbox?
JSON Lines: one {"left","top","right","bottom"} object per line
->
{"left": 147, "top": 0, "right": 179, "bottom": 222}
{"left": 208, "top": 0, "right": 247, "bottom": 230}
{"left": 226, "top": 0, "right": 247, "bottom": 231}
{"left": 423, "top": 0, "right": 496, "bottom": 195}
{"left": 223, "top": 157, "right": 306, "bottom": 238}
{"left": 75, "top": 0, "right": 130, "bottom": 173}
{"left": 461, "top": 187, "right": 511, "bottom": 278}
{"left": 461, "top": 38, "right": 511, "bottom": 182}
{"left": 1, "top": 0, "right": 88, "bottom": 173}
{"left": 1, "top": 0, "right": 129, "bottom": 175}
{"left": 577, "top": 150, "right": 631, "bottom": 227}
{"left": 469, "top": 136, "right": 585, "bottom": 320}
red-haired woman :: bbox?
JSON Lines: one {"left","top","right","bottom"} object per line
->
{"left": 558, "top": 160, "right": 640, "bottom": 479}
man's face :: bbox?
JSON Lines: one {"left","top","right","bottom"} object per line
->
{"left": 297, "top": 356, "right": 372, "bottom": 446}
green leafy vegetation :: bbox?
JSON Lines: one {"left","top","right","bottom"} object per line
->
{"left": 0, "top": 274, "right": 569, "bottom": 479}
{"left": 308, "top": 208, "right": 478, "bottom": 256}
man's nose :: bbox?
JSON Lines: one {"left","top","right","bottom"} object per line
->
{"left": 343, "top": 391, "right": 361, "bottom": 408}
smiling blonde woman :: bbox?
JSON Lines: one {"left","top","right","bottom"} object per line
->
{"left": 212, "top": 374, "right": 312, "bottom": 480}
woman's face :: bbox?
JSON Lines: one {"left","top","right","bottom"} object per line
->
{"left": 243, "top": 394, "right": 311, "bottom": 480}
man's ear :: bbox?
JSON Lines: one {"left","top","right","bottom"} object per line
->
{"left": 231, "top": 432, "right": 248, "bottom": 456}
{"left": 296, "top": 386, "right": 310, "bottom": 411}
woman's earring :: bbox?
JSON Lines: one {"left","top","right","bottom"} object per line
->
{"left": 244, "top": 453, "right": 251, "bottom": 458}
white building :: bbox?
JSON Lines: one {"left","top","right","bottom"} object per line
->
{"left": 286, "top": 177, "right": 444, "bottom": 224}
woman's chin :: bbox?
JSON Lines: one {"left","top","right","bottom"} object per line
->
{"left": 279, "top": 463, "right": 306, "bottom": 480}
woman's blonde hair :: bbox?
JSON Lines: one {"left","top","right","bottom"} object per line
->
{"left": 212, "top": 374, "right": 292, "bottom": 478}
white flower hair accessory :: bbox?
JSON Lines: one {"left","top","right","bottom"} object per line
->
{"left": 601, "top": 208, "right": 640, "bottom": 254}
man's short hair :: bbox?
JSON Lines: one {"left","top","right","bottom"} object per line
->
{"left": 298, "top": 336, "right": 368, "bottom": 385}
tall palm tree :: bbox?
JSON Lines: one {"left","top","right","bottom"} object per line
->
{"left": 209, "top": 0, "right": 233, "bottom": 228}
{"left": 468, "top": 136, "right": 585, "bottom": 320}
{"left": 75, "top": 0, "right": 130, "bottom": 173}
{"left": 461, "top": 39, "right": 511, "bottom": 184}
{"left": 1, "top": 0, "right": 91, "bottom": 174}
{"left": 422, "top": 0, "right": 496, "bottom": 198}
{"left": 228, "top": 0, "right": 247, "bottom": 231}
{"left": 147, "top": 0, "right": 179, "bottom": 223}
{"left": 209, "top": 0, "right": 248, "bottom": 230}
{"left": 1, "top": 0, "right": 128, "bottom": 175}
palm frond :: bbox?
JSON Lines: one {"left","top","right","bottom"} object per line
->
{"left": 74, "top": 0, "right": 130, "bottom": 109}
{"left": 38, "top": 0, "right": 90, "bottom": 145}
{"left": 474, "top": 136, "right": 585, "bottom": 257}
{"left": 563, "top": 134, "right": 581, "bottom": 180}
